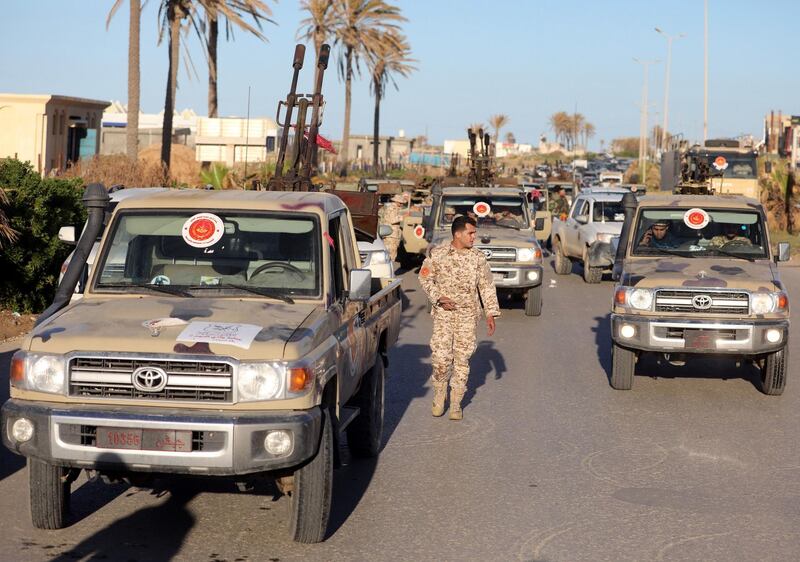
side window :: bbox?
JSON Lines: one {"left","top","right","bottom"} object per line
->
{"left": 328, "top": 216, "right": 345, "bottom": 302}
{"left": 571, "top": 199, "right": 586, "bottom": 219}
{"left": 337, "top": 212, "right": 356, "bottom": 277}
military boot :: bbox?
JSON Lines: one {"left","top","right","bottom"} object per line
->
{"left": 449, "top": 388, "right": 465, "bottom": 421}
{"left": 431, "top": 383, "right": 447, "bottom": 417}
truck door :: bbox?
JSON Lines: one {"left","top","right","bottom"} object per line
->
{"left": 566, "top": 198, "right": 588, "bottom": 255}
{"left": 328, "top": 213, "right": 368, "bottom": 402}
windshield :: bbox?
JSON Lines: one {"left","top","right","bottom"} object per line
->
{"left": 706, "top": 153, "right": 757, "bottom": 179}
{"left": 440, "top": 195, "right": 528, "bottom": 228}
{"left": 632, "top": 207, "right": 768, "bottom": 259}
{"left": 94, "top": 211, "right": 321, "bottom": 297}
{"left": 593, "top": 200, "right": 625, "bottom": 223}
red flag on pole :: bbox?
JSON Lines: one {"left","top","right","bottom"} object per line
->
{"left": 304, "top": 131, "right": 337, "bottom": 154}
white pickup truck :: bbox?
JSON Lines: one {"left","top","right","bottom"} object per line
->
{"left": 551, "top": 189, "right": 627, "bottom": 283}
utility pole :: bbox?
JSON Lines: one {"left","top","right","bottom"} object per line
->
{"left": 655, "top": 27, "right": 685, "bottom": 152}
{"left": 634, "top": 58, "right": 659, "bottom": 184}
{"left": 704, "top": 0, "right": 709, "bottom": 142}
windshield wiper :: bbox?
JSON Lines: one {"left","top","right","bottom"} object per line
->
{"left": 189, "top": 283, "right": 294, "bottom": 304}
{"left": 705, "top": 247, "right": 757, "bottom": 262}
{"left": 98, "top": 282, "right": 193, "bottom": 297}
{"left": 638, "top": 246, "right": 689, "bottom": 258}
{"left": 486, "top": 222, "right": 522, "bottom": 230}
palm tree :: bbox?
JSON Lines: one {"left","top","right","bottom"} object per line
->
{"left": 583, "top": 122, "right": 596, "bottom": 149}
{"left": 330, "top": 0, "right": 405, "bottom": 174}
{"left": 107, "top": 0, "right": 141, "bottom": 161}
{"left": 0, "top": 188, "right": 18, "bottom": 248}
{"left": 367, "top": 31, "right": 415, "bottom": 171}
{"left": 488, "top": 114, "right": 509, "bottom": 146}
{"left": 549, "top": 111, "right": 570, "bottom": 149}
{"left": 298, "top": 0, "right": 335, "bottom": 58}
{"left": 205, "top": 1, "right": 273, "bottom": 118}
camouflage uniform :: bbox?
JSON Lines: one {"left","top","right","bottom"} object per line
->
{"left": 708, "top": 234, "right": 751, "bottom": 247}
{"left": 418, "top": 244, "right": 501, "bottom": 413}
{"left": 380, "top": 202, "right": 404, "bottom": 261}
{"left": 551, "top": 196, "right": 570, "bottom": 218}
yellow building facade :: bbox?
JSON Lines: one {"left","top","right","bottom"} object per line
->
{"left": 0, "top": 94, "right": 109, "bottom": 174}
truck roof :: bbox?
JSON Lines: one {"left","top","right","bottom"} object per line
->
{"left": 637, "top": 193, "right": 761, "bottom": 209}
{"left": 441, "top": 186, "right": 524, "bottom": 196}
{"left": 112, "top": 189, "right": 348, "bottom": 215}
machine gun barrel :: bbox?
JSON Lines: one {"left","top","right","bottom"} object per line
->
{"left": 302, "top": 43, "right": 331, "bottom": 179}
{"left": 274, "top": 44, "right": 306, "bottom": 178}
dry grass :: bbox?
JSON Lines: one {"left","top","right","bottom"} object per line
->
{"left": 61, "top": 153, "right": 169, "bottom": 187}
{"left": 138, "top": 144, "right": 200, "bottom": 186}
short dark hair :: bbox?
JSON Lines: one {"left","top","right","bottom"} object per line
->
{"left": 452, "top": 215, "right": 476, "bottom": 236}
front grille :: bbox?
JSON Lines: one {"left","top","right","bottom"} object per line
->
{"left": 654, "top": 290, "right": 749, "bottom": 315}
{"left": 69, "top": 357, "right": 234, "bottom": 402}
{"left": 476, "top": 246, "right": 517, "bottom": 262}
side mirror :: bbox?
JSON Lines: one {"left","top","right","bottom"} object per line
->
{"left": 776, "top": 242, "right": 790, "bottom": 262}
{"left": 575, "top": 215, "right": 589, "bottom": 225}
{"left": 534, "top": 217, "right": 545, "bottom": 231}
{"left": 378, "top": 224, "right": 393, "bottom": 238}
{"left": 58, "top": 226, "right": 77, "bottom": 245}
{"left": 348, "top": 269, "right": 372, "bottom": 302}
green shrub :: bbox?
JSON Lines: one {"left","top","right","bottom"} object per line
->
{"left": 0, "top": 158, "right": 86, "bottom": 312}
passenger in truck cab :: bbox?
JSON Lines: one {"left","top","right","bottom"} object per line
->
{"left": 638, "top": 219, "right": 679, "bottom": 249}
{"left": 707, "top": 222, "right": 753, "bottom": 248}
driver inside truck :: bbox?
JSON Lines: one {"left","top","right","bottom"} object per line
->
{"left": 707, "top": 223, "right": 752, "bottom": 247}
{"left": 639, "top": 219, "right": 679, "bottom": 249}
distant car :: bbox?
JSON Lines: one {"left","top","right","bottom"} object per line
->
{"left": 551, "top": 190, "right": 627, "bottom": 283}
{"left": 358, "top": 237, "right": 395, "bottom": 279}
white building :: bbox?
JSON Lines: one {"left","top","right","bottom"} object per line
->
{"left": 195, "top": 116, "right": 279, "bottom": 165}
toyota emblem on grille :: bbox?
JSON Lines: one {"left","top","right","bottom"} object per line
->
{"left": 692, "top": 294, "right": 713, "bottom": 310}
{"left": 131, "top": 367, "right": 168, "bottom": 392}
{"left": 482, "top": 249, "right": 492, "bottom": 258}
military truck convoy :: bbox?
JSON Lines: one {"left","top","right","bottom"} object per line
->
{"left": 2, "top": 44, "right": 402, "bottom": 544}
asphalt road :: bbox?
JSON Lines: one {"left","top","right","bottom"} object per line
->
{"left": 2, "top": 260, "right": 800, "bottom": 562}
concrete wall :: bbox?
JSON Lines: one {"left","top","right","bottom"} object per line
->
{"left": 0, "top": 94, "right": 108, "bottom": 174}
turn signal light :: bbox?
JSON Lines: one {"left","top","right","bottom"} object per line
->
{"left": 777, "top": 293, "right": 789, "bottom": 311}
{"left": 534, "top": 249, "right": 542, "bottom": 260}
{"left": 10, "top": 353, "right": 24, "bottom": 383}
{"left": 288, "top": 367, "right": 311, "bottom": 393}
{"left": 614, "top": 287, "right": 627, "bottom": 306}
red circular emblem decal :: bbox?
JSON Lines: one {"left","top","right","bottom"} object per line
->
{"left": 182, "top": 213, "right": 224, "bottom": 247}
{"left": 188, "top": 218, "right": 215, "bottom": 242}
{"left": 687, "top": 212, "right": 705, "bottom": 226}
{"left": 414, "top": 225, "right": 425, "bottom": 238}
{"left": 683, "top": 208, "right": 709, "bottom": 229}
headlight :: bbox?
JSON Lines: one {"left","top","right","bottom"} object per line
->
{"left": 517, "top": 247, "right": 542, "bottom": 262}
{"left": 238, "top": 362, "right": 285, "bottom": 401}
{"left": 628, "top": 289, "right": 653, "bottom": 310}
{"left": 596, "top": 233, "right": 616, "bottom": 244}
{"left": 750, "top": 292, "right": 787, "bottom": 315}
{"left": 10, "top": 351, "right": 67, "bottom": 394}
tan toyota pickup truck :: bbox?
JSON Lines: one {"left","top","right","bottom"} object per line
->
{"left": 610, "top": 194, "right": 790, "bottom": 395}
{"left": 2, "top": 187, "right": 401, "bottom": 543}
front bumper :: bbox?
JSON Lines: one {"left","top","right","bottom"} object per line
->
{"left": 611, "top": 314, "right": 789, "bottom": 354}
{"left": 490, "top": 264, "right": 543, "bottom": 289}
{"left": 2, "top": 400, "right": 321, "bottom": 476}
{"left": 588, "top": 241, "right": 616, "bottom": 269}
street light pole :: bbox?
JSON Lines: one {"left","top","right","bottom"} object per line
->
{"left": 704, "top": 0, "right": 709, "bottom": 142}
{"left": 655, "top": 27, "right": 685, "bottom": 152}
{"left": 634, "top": 58, "right": 659, "bottom": 183}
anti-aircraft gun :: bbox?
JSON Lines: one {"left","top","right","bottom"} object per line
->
{"left": 660, "top": 137, "right": 759, "bottom": 199}
{"left": 466, "top": 127, "right": 495, "bottom": 187}
{"left": 266, "top": 44, "right": 381, "bottom": 238}
{"left": 267, "top": 43, "right": 330, "bottom": 192}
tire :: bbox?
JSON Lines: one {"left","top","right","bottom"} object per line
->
{"left": 582, "top": 247, "right": 603, "bottom": 284}
{"left": 553, "top": 238, "right": 571, "bottom": 275}
{"left": 761, "top": 347, "right": 788, "bottom": 396}
{"left": 29, "top": 459, "right": 71, "bottom": 530}
{"left": 611, "top": 343, "right": 636, "bottom": 390}
{"left": 347, "top": 359, "right": 385, "bottom": 458}
{"left": 525, "top": 286, "right": 542, "bottom": 316}
{"left": 288, "top": 409, "right": 333, "bottom": 543}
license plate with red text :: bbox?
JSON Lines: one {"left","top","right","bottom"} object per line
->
{"left": 97, "top": 427, "right": 192, "bottom": 452}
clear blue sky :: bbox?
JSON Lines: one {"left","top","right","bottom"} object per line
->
{"left": 1, "top": 0, "right": 797, "bottom": 149}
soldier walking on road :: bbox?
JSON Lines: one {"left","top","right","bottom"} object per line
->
{"left": 380, "top": 192, "right": 408, "bottom": 262}
{"left": 418, "top": 215, "right": 500, "bottom": 420}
